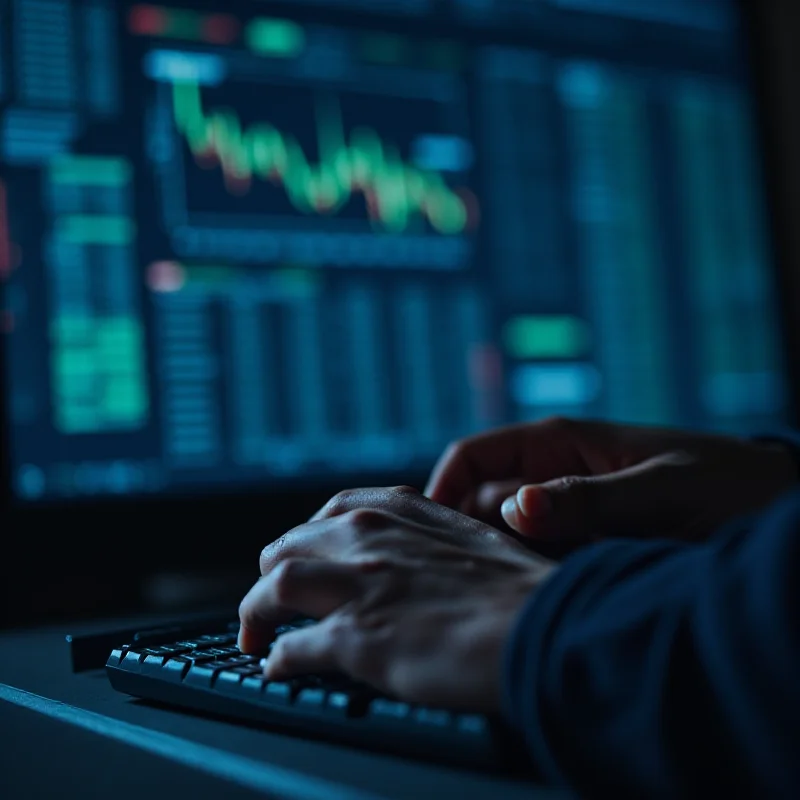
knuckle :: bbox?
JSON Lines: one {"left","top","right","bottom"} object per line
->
{"left": 344, "top": 508, "right": 388, "bottom": 532}
{"left": 237, "top": 596, "right": 253, "bottom": 628}
{"left": 324, "top": 489, "right": 358, "bottom": 516}
{"left": 259, "top": 543, "right": 279, "bottom": 575}
{"left": 271, "top": 558, "right": 304, "bottom": 605}
{"left": 389, "top": 484, "right": 419, "bottom": 497}
{"left": 555, "top": 474, "right": 587, "bottom": 494}
{"left": 267, "top": 636, "right": 292, "bottom": 670}
{"left": 259, "top": 533, "right": 294, "bottom": 575}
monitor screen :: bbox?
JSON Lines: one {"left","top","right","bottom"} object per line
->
{"left": 0, "top": 0, "right": 789, "bottom": 503}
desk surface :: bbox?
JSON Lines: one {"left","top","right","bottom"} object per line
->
{"left": 0, "top": 616, "right": 566, "bottom": 799}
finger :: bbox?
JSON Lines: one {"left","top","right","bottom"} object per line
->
{"left": 238, "top": 559, "right": 365, "bottom": 653}
{"left": 261, "top": 616, "right": 342, "bottom": 681}
{"left": 472, "top": 480, "right": 525, "bottom": 520}
{"left": 260, "top": 518, "right": 340, "bottom": 576}
{"left": 424, "top": 419, "right": 587, "bottom": 509}
{"left": 501, "top": 453, "right": 694, "bottom": 542}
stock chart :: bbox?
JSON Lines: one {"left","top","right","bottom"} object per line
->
{"left": 0, "top": 0, "right": 788, "bottom": 501}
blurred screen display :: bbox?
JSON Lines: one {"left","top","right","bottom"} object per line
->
{"left": 0, "top": 0, "right": 788, "bottom": 501}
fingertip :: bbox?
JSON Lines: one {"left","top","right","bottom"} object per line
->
{"left": 502, "top": 493, "right": 547, "bottom": 539}
{"left": 501, "top": 496, "right": 523, "bottom": 533}
{"left": 237, "top": 624, "right": 262, "bottom": 655}
{"left": 260, "top": 656, "right": 280, "bottom": 680}
{"left": 517, "top": 486, "right": 553, "bottom": 521}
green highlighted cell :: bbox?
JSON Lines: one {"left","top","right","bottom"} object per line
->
{"left": 104, "top": 382, "right": 148, "bottom": 417}
{"left": 503, "top": 316, "right": 591, "bottom": 360}
{"left": 274, "top": 269, "right": 321, "bottom": 297}
{"left": 54, "top": 351, "right": 97, "bottom": 378}
{"left": 246, "top": 18, "right": 305, "bottom": 57}
{"left": 50, "top": 156, "right": 132, "bottom": 186}
{"left": 51, "top": 315, "right": 149, "bottom": 434}
{"left": 58, "top": 215, "right": 136, "bottom": 246}
{"left": 51, "top": 315, "right": 94, "bottom": 342}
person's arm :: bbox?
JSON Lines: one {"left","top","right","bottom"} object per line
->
{"left": 505, "top": 491, "right": 800, "bottom": 798}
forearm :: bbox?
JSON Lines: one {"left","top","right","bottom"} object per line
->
{"left": 504, "top": 493, "right": 800, "bottom": 798}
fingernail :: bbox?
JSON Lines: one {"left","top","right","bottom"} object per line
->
{"left": 259, "top": 657, "right": 270, "bottom": 674}
{"left": 517, "top": 487, "right": 552, "bottom": 520}
{"left": 501, "top": 496, "right": 516, "bottom": 520}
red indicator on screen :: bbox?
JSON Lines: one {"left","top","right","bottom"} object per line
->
{"left": 128, "top": 4, "right": 168, "bottom": 36}
{"left": 203, "top": 14, "right": 240, "bottom": 45}
{"left": 147, "top": 261, "right": 186, "bottom": 293}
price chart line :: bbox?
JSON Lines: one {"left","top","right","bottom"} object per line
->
{"left": 170, "top": 80, "right": 476, "bottom": 235}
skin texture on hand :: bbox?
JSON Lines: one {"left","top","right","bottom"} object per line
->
{"left": 425, "top": 417, "right": 799, "bottom": 545}
{"left": 238, "top": 487, "right": 555, "bottom": 714}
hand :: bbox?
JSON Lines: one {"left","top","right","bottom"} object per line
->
{"left": 238, "top": 488, "right": 555, "bottom": 712}
{"left": 426, "top": 418, "right": 798, "bottom": 544}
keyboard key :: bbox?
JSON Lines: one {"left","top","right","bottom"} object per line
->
{"left": 296, "top": 688, "right": 326, "bottom": 711}
{"left": 160, "top": 644, "right": 192, "bottom": 655}
{"left": 107, "top": 647, "right": 127, "bottom": 668}
{"left": 184, "top": 664, "right": 221, "bottom": 689}
{"left": 120, "top": 650, "right": 146, "bottom": 672}
{"left": 414, "top": 708, "right": 452, "bottom": 728}
{"left": 240, "top": 675, "right": 268, "bottom": 696}
{"left": 142, "top": 647, "right": 171, "bottom": 657}
{"left": 326, "top": 690, "right": 372, "bottom": 717}
{"left": 261, "top": 682, "right": 293, "bottom": 706}
{"left": 369, "top": 699, "right": 411, "bottom": 721}
{"left": 456, "top": 715, "right": 489, "bottom": 736}
{"left": 230, "top": 665, "right": 262, "bottom": 677}
{"left": 215, "top": 670, "right": 245, "bottom": 695}
{"left": 181, "top": 651, "right": 217, "bottom": 663}
{"left": 161, "top": 659, "right": 190, "bottom": 682}
{"left": 327, "top": 692, "right": 351, "bottom": 716}
{"left": 224, "top": 654, "right": 260, "bottom": 667}
{"left": 141, "top": 654, "right": 168, "bottom": 676}
{"left": 213, "top": 657, "right": 253, "bottom": 672}
{"left": 197, "top": 634, "right": 237, "bottom": 646}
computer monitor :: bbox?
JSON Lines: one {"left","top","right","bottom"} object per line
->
{"left": 1, "top": 0, "right": 791, "bottom": 507}
{"left": 1, "top": 0, "right": 797, "bottom": 621}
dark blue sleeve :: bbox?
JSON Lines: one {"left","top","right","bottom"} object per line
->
{"left": 504, "top": 490, "right": 800, "bottom": 798}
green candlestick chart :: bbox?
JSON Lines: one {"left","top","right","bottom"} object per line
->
{"left": 171, "top": 80, "right": 475, "bottom": 235}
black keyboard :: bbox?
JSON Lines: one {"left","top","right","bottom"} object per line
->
{"left": 105, "top": 619, "right": 519, "bottom": 771}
